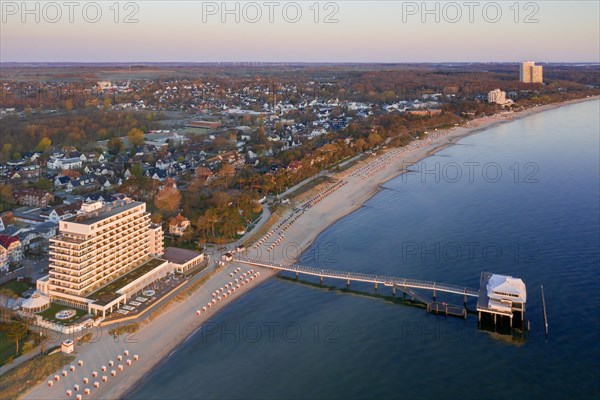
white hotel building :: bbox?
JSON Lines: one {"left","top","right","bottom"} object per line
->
{"left": 35, "top": 200, "right": 170, "bottom": 317}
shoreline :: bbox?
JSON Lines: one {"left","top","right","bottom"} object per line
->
{"left": 21, "top": 95, "right": 599, "bottom": 400}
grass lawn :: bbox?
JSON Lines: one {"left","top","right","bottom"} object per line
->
{"left": 0, "top": 352, "right": 75, "bottom": 400}
{"left": 37, "top": 303, "right": 87, "bottom": 324}
{"left": 0, "top": 280, "right": 31, "bottom": 297}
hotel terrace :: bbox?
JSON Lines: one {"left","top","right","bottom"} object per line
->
{"left": 32, "top": 199, "right": 171, "bottom": 317}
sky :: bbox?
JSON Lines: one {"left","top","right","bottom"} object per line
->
{"left": 1, "top": 1, "right": 599, "bottom": 62}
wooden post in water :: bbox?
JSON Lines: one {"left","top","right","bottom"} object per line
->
{"left": 541, "top": 285, "right": 549, "bottom": 336}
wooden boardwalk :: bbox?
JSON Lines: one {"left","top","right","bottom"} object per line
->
{"left": 234, "top": 256, "right": 479, "bottom": 297}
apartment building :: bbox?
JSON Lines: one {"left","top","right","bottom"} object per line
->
{"left": 38, "top": 199, "right": 169, "bottom": 316}
{"left": 488, "top": 89, "right": 507, "bottom": 105}
{"left": 520, "top": 61, "right": 543, "bottom": 84}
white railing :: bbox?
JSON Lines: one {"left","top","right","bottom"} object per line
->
{"left": 235, "top": 256, "right": 479, "bottom": 297}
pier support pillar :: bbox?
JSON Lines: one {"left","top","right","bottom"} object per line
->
{"left": 295, "top": 271, "right": 299, "bottom": 279}
{"left": 510, "top": 317, "right": 513, "bottom": 328}
{"left": 494, "top": 314, "right": 497, "bottom": 325}
{"left": 403, "top": 291, "right": 406, "bottom": 300}
{"left": 478, "top": 311, "right": 481, "bottom": 322}
{"left": 392, "top": 286, "right": 396, "bottom": 296}
{"left": 374, "top": 282, "right": 378, "bottom": 291}
{"left": 320, "top": 276, "right": 323, "bottom": 285}
{"left": 347, "top": 279, "right": 350, "bottom": 287}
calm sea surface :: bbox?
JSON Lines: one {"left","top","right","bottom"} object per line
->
{"left": 129, "top": 100, "right": 600, "bottom": 400}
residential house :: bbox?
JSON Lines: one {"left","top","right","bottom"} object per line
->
{"left": 14, "top": 189, "right": 54, "bottom": 207}
{"left": 0, "top": 234, "right": 23, "bottom": 270}
{"left": 168, "top": 214, "right": 190, "bottom": 236}
{"left": 48, "top": 156, "right": 83, "bottom": 170}
{"left": 54, "top": 176, "right": 71, "bottom": 188}
{"left": 40, "top": 202, "right": 82, "bottom": 223}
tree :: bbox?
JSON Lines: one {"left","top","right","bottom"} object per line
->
{"left": 35, "top": 137, "right": 52, "bottom": 152}
{"left": 1, "top": 143, "right": 13, "bottom": 161}
{"left": 0, "top": 184, "right": 15, "bottom": 205}
{"left": 131, "top": 163, "right": 143, "bottom": 178}
{"left": 150, "top": 212, "right": 163, "bottom": 224}
{"left": 367, "top": 132, "right": 383, "bottom": 147}
{"left": 154, "top": 186, "right": 182, "bottom": 213}
{"left": 108, "top": 138, "right": 124, "bottom": 155}
{"left": 1, "top": 321, "right": 28, "bottom": 354}
{"left": 127, "top": 128, "right": 145, "bottom": 148}
{"left": 355, "top": 138, "right": 367, "bottom": 153}
{"left": 210, "top": 191, "right": 230, "bottom": 208}
{"left": 0, "top": 288, "right": 17, "bottom": 322}
{"left": 33, "top": 178, "right": 52, "bottom": 191}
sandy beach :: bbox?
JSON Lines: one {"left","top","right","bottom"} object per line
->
{"left": 21, "top": 95, "right": 599, "bottom": 400}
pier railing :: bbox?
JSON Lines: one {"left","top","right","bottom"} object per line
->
{"left": 234, "top": 256, "right": 479, "bottom": 297}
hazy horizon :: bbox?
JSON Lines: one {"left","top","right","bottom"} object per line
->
{"left": 1, "top": 1, "right": 599, "bottom": 63}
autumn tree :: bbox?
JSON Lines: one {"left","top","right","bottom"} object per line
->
{"left": 35, "top": 137, "right": 52, "bottom": 152}
{"left": 1, "top": 143, "right": 13, "bottom": 162}
{"left": 150, "top": 212, "right": 163, "bottom": 224}
{"left": 154, "top": 186, "right": 182, "bottom": 213}
{"left": 0, "top": 184, "right": 15, "bottom": 205}
{"left": 127, "top": 128, "right": 145, "bottom": 148}
{"left": 355, "top": 138, "right": 367, "bottom": 153}
{"left": 108, "top": 138, "right": 124, "bottom": 155}
{"left": 367, "top": 132, "right": 383, "bottom": 147}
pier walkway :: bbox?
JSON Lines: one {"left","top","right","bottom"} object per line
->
{"left": 234, "top": 256, "right": 479, "bottom": 298}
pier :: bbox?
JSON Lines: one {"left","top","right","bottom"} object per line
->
{"left": 234, "top": 256, "right": 527, "bottom": 325}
